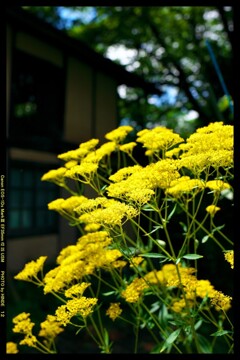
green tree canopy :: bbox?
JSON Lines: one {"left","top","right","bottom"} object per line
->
{"left": 23, "top": 6, "right": 233, "bottom": 136}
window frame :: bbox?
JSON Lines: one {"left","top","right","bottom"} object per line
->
{"left": 7, "top": 160, "right": 60, "bottom": 238}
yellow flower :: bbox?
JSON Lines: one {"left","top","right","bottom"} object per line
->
{"left": 65, "top": 163, "right": 98, "bottom": 182}
{"left": 136, "top": 126, "right": 184, "bottom": 155}
{"left": 195, "top": 279, "right": 216, "bottom": 298}
{"left": 178, "top": 122, "right": 233, "bottom": 173}
{"left": 19, "top": 335, "right": 37, "bottom": 347}
{"left": 166, "top": 177, "right": 205, "bottom": 198}
{"left": 84, "top": 223, "right": 102, "bottom": 232}
{"left": 105, "top": 125, "right": 134, "bottom": 143}
{"left": 6, "top": 342, "right": 19, "bottom": 354}
{"left": 206, "top": 205, "right": 221, "bottom": 216}
{"left": 106, "top": 303, "right": 122, "bottom": 321}
{"left": 65, "top": 282, "right": 91, "bottom": 298}
{"left": 210, "top": 290, "right": 232, "bottom": 312}
{"left": 224, "top": 250, "right": 234, "bottom": 269}
{"left": 55, "top": 297, "right": 98, "bottom": 326}
{"left": 78, "top": 199, "right": 139, "bottom": 228}
{"left": 119, "top": 142, "right": 137, "bottom": 155}
{"left": 14, "top": 256, "right": 47, "bottom": 282}
{"left": 39, "top": 315, "right": 64, "bottom": 339}
{"left": 41, "top": 167, "right": 66, "bottom": 185}
{"left": 130, "top": 256, "right": 144, "bottom": 267}
{"left": 12, "top": 312, "right": 35, "bottom": 335}
{"left": 121, "top": 278, "right": 149, "bottom": 303}
{"left": 206, "top": 180, "right": 231, "bottom": 192}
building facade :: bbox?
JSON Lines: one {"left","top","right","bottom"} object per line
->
{"left": 6, "top": 7, "right": 161, "bottom": 272}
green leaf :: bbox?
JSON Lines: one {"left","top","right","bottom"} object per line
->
{"left": 102, "top": 291, "right": 116, "bottom": 296}
{"left": 182, "top": 254, "right": 203, "bottom": 260}
{"left": 197, "top": 334, "right": 212, "bottom": 353}
{"left": 142, "top": 204, "right": 155, "bottom": 211}
{"left": 194, "top": 319, "right": 202, "bottom": 330}
{"left": 212, "top": 224, "right": 225, "bottom": 233}
{"left": 179, "top": 221, "right": 187, "bottom": 233}
{"left": 210, "top": 329, "right": 231, "bottom": 337}
{"left": 202, "top": 235, "right": 209, "bottom": 243}
{"left": 139, "top": 253, "right": 167, "bottom": 259}
{"left": 160, "top": 328, "right": 181, "bottom": 352}
{"left": 167, "top": 203, "right": 177, "bottom": 221}
{"left": 143, "top": 225, "right": 163, "bottom": 235}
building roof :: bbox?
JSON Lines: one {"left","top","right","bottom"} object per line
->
{"left": 6, "top": 7, "right": 162, "bottom": 96}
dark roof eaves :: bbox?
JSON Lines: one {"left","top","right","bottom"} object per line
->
{"left": 6, "top": 6, "right": 162, "bottom": 96}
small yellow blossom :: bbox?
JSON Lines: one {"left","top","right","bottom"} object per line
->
{"left": 14, "top": 256, "right": 47, "bottom": 282}
{"left": 65, "top": 163, "right": 99, "bottom": 182}
{"left": 39, "top": 314, "right": 64, "bottom": 339}
{"left": 109, "top": 165, "right": 143, "bottom": 183}
{"left": 106, "top": 303, "right": 122, "bottom": 321}
{"left": 6, "top": 342, "right": 19, "bottom": 354}
{"left": 136, "top": 126, "right": 184, "bottom": 156}
{"left": 12, "top": 312, "right": 35, "bottom": 335}
{"left": 19, "top": 335, "right": 37, "bottom": 347}
{"left": 105, "top": 125, "right": 134, "bottom": 143}
{"left": 195, "top": 279, "right": 216, "bottom": 298}
{"left": 41, "top": 167, "right": 66, "bottom": 185}
{"left": 84, "top": 223, "right": 102, "bottom": 232}
{"left": 121, "top": 278, "right": 149, "bottom": 303}
{"left": 78, "top": 199, "right": 139, "bottom": 228}
{"left": 166, "top": 176, "right": 205, "bottom": 198}
{"left": 224, "top": 250, "right": 234, "bottom": 269}
{"left": 65, "top": 282, "right": 91, "bottom": 298}
{"left": 206, "top": 205, "right": 221, "bottom": 216}
{"left": 171, "top": 298, "right": 195, "bottom": 313}
{"left": 210, "top": 290, "right": 232, "bottom": 312}
{"left": 130, "top": 256, "right": 144, "bottom": 267}
{"left": 206, "top": 180, "right": 231, "bottom": 192}
{"left": 119, "top": 142, "right": 137, "bottom": 155}
{"left": 55, "top": 297, "right": 98, "bottom": 326}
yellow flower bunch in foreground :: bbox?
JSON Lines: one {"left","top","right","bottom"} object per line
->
{"left": 8, "top": 122, "right": 233, "bottom": 354}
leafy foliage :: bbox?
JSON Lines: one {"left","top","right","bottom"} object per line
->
{"left": 23, "top": 6, "right": 233, "bottom": 133}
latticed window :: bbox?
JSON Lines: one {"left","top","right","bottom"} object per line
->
{"left": 8, "top": 162, "right": 59, "bottom": 237}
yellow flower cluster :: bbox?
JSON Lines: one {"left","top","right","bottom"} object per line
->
{"left": 136, "top": 126, "right": 184, "bottom": 156}
{"left": 43, "top": 231, "right": 123, "bottom": 294}
{"left": 106, "top": 303, "right": 123, "bottom": 321}
{"left": 10, "top": 122, "right": 233, "bottom": 354}
{"left": 105, "top": 125, "right": 134, "bottom": 143}
{"left": 206, "top": 180, "right": 231, "bottom": 192}
{"left": 41, "top": 167, "right": 66, "bottom": 186}
{"left": 121, "top": 263, "right": 232, "bottom": 313}
{"left": 48, "top": 195, "right": 88, "bottom": 223}
{"left": 166, "top": 176, "right": 205, "bottom": 198}
{"left": 12, "top": 312, "right": 38, "bottom": 349}
{"left": 224, "top": 250, "right": 234, "bottom": 269}
{"left": 177, "top": 122, "right": 233, "bottom": 174}
{"left": 6, "top": 342, "right": 19, "bottom": 354}
{"left": 121, "top": 277, "right": 149, "bottom": 303}
{"left": 64, "top": 282, "right": 91, "bottom": 298}
{"left": 206, "top": 205, "right": 221, "bottom": 216}
{"left": 38, "top": 314, "right": 64, "bottom": 339}
{"left": 75, "top": 197, "right": 139, "bottom": 228}
{"left": 58, "top": 138, "right": 99, "bottom": 162}
{"left": 107, "top": 159, "right": 180, "bottom": 205}
{"left": 14, "top": 256, "right": 47, "bottom": 282}
{"left": 55, "top": 297, "right": 98, "bottom": 326}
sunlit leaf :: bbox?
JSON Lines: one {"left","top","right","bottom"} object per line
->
{"left": 182, "top": 254, "right": 203, "bottom": 260}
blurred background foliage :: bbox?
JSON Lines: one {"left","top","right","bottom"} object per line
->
{"left": 22, "top": 6, "right": 233, "bottom": 137}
